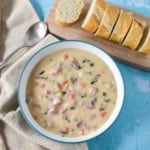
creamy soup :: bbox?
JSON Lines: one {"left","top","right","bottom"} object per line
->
{"left": 26, "top": 49, "right": 117, "bottom": 137}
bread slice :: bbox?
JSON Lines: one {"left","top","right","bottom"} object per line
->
{"left": 123, "top": 19, "right": 146, "bottom": 50}
{"left": 109, "top": 10, "right": 133, "bottom": 43}
{"left": 55, "top": 0, "right": 84, "bottom": 26}
{"left": 138, "top": 26, "right": 150, "bottom": 54}
{"left": 81, "top": 0, "right": 107, "bottom": 33}
{"left": 95, "top": 4, "right": 120, "bottom": 39}
{"left": 94, "top": 0, "right": 107, "bottom": 29}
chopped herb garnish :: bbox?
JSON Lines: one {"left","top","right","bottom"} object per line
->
{"left": 82, "top": 59, "right": 86, "bottom": 63}
{"left": 78, "top": 66, "right": 82, "bottom": 69}
{"left": 39, "top": 70, "right": 45, "bottom": 75}
{"left": 45, "top": 96, "right": 53, "bottom": 101}
{"left": 91, "top": 98, "right": 97, "bottom": 106}
{"left": 63, "top": 115, "right": 70, "bottom": 123}
{"left": 90, "top": 77, "right": 98, "bottom": 85}
{"left": 81, "top": 94, "right": 87, "bottom": 98}
{"left": 91, "top": 101, "right": 95, "bottom": 106}
{"left": 44, "top": 110, "right": 48, "bottom": 115}
{"left": 63, "top": 116, "right": 67, "bottom": 120}
{"left": 70, "top": 78, "right": 77, "bottom": 84}
{"left": 90, "top": 80, "right": 97, "bottom": 85}
{"left": 45, "top": 95, "right": 49, "bottom": 100}
{"left": 103, "top": 92, "right": 107, "bottom": 96}
{"left": 26, "top": 99, "right": 29, "bottom": 104}
{"left": 99, "top": 108, "right": 105, "bottom": 111}
{"left": 82, "top": 59, "right": 90, "bottom": 63}
{"left": 70, "top": 106, "right": 75, "bottom": 110}
{"left": 62, "top": 91, "right": 66, "bottom": 95}
{"left": 90, "top": 63, "right": 94, "bottom": 67}
{"left": 70, "top": 64, "right": 81, "bottom": 70}
{"left": 61, "top": 131, "right": 68, "bottom": 134}
{"left": 104, "top": 99, "right": 111, "bottom": 103}
{"left": 96, "top": 74, "right": 101, "bottom": 77}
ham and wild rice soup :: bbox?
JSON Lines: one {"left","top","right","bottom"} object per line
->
{"left": 26, "top": 49, "right": 117, "bottom": 137}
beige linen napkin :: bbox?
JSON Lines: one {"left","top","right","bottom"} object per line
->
{"left": 0, "top": 0, "right": 88, "bottom": 149}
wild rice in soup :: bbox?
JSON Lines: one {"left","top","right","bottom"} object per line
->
{"left": 26, "top": 49, "right": 117, "bottom": 137}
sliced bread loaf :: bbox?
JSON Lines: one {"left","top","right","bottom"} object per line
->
{"left": 95, "top": 4, "right": 120, "bottom": 39}
{"left": 138, "top": 26, "right": 150, "bottom": 54}
{"left": 81, "top": 0, "right": 107, "bottom": 33}
{"left": 94, "top": 0, "right": 107, "bottom": 29}
{"left": 55, "top": 0, "right": 84, "bottom": 26}
{"left": 109, "top": 10, "right": 133, "bottom": 43}
{"left": 123, "top": 19, "right": 146, "bottom": 50}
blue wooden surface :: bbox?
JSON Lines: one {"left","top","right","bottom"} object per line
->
{"left": 30, "top": 0, "right": 150, "bottom": 149}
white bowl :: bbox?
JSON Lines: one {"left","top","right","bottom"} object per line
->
{"left": 18, "top": 40, "right": 124, "bottom": 143}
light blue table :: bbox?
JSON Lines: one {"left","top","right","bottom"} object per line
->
{"left": 30, "top": 0, "right": 150, "bottom": 149}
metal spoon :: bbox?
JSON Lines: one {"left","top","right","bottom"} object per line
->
{"left": 0, "top": 22, "right": 48, "bottom": 69}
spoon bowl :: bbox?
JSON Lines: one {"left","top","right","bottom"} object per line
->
{"left": 24, "top": 22, "right": 47, "bottom": 46}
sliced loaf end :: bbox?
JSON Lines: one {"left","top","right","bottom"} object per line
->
{"left": 55, "top": 0, "right": 84, "bottom": 26}
{"left": 138, "top": 25, "right": 150, "bottom": 54}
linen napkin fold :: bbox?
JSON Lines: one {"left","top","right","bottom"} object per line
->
{"left": 0, "top": 0, "right": 88, "bottom": 150}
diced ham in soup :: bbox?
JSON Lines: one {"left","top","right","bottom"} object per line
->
{"left": 26, "top": 49, "right": 117, "bottom": 137}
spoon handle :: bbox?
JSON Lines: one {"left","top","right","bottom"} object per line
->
{"left": 0, "top": 45, "right": 25, "bottom": 70}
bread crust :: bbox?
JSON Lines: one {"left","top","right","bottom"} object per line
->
{"left": 109, "top": 10, "right": 133, "bottom": 43}
{"left": 55, "top": 0, "right": 84, "bottom": 26}
{"left": 95, "top": 4, "right": 120, "bottom": 39}
{"left": 138, "top": 26, "right": 150, "bottom": 54}
{"left": 81, "top": 0, "right": 106, "bottom": 33}
{"left": 82, "top": 14, "right": 100, "bottom": 32}
{"left": 94, "top": 0, "right": 107, "bottom": 21}
{"left": 123, "top": 19, "right": 146, "bottom": 50}
{"left": 55, "top": 16, "right": 75, "bottom": 26}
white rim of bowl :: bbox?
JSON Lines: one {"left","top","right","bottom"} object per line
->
{"left": 17, "top": 40, "right": 124, "bottom": 143}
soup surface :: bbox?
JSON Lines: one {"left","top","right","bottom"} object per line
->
{"left": 26, "top": 49, "right": 117, "bottom": 137}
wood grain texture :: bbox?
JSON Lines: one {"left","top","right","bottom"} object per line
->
{"left": 45, "top": 0, "right": 150, "bottom": 71}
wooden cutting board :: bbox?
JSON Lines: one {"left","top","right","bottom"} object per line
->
{"left": 46, "top": 0, "right": 150, "bottom": 71}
